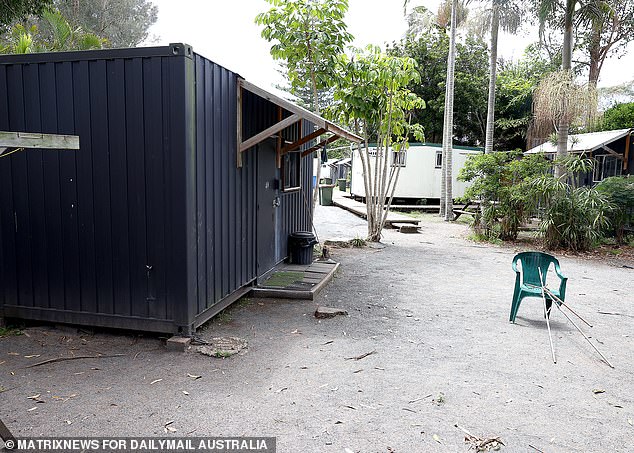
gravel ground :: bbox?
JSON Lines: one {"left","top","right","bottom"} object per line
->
{"left": 1, "top": 205, "right": 633, "bottom": 453}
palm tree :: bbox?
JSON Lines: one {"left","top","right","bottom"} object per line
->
{"left": 441, "top": 0, "right": 458, "bottom": 221}
{"left": 533, "top": 0, "right": 604, "bottom": 177}
{"left": 482, "top": 0, "right": 523, "bottom": 154}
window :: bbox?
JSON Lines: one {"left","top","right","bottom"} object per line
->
{"left": 593, "top": 154, "right": 622, "bottom": 182}
{"left": 392, "top": 150, "right": 407, "bottom": 167}
{"left": 435, "top": 151, "right": 442, "bottom": 168}
{"left": 282, "top": 152, "right": 301, "bottom": 191}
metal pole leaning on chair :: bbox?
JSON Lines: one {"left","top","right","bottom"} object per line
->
{"left": 542, "top": 287, "right": 593, "bottom": 328}
{"left": 552, "top": 301, "right": 614, "bottom": 368}
{"left": 538, "top": 268, "right": 556, "bottom": 364}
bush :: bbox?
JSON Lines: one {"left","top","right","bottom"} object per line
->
{"left": 459, "top": 150, "right": 550, "bottom": 240}
{"left": 538, "top": 185, "right": 613, "bottom": 251}
{"left": 596, "top": 176, "right": 634, "bottom": 243}
{"left": 600, "top": 102, "right": 634, "bottom": 131}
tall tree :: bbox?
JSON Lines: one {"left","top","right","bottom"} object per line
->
{"left": 1, "top": 7, "right": 105, "bottom": 53}
{"left": 6, "top": 0, "right": 157, "bottom": 48}
{"left": 331, "top": 46, "right": 425, "bottom": 241}
{"left": 0, "top": 0, "right": 51, "bottom": 28}
{"left": 256, "top": 0, "right": 354, "bottom": 211}
{"left": 441, "top": 0, "right": 458, "bottom": 220}
{"left": 476, "top": 0, "right": 523, "bottom": 153}
{"left": 578, "top": 0, "right": 634, "bottom": 86}
{"left": 534, "top": 0, "right": 577, "bottom": 177}
{"left": 388, "top": 30, "right": 488, "bottom": 146}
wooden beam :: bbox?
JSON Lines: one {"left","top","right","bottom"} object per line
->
{"left": 239, "top": 113, "right": 300, "bottom": 153}
{"left": 602, "top": 145, "right": 624, "bottom": 160}
{"left": 240, "top": 79, "right": 362, "bottom": 143}
{"left": 0, "top": 131, "right": 79, "bottom": 149}
{"left": 237, "top": 81, "right": 243, "bottom": 168}
{"left": 624, "top": 132, "right": 631, "bottom": 171}
{"left": 301, "top": 134, "right": 339, "bottom": 158}
{"left": 281, "top": 128, "right": 326, "bottom": 154}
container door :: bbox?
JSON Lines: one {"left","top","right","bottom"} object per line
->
{"left": 256, "top": 140, "right": 280, "bottom": 277}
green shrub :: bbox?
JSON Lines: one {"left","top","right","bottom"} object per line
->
{"left": 535, "top": 179, "right": 613, "bottom": 252}
{"left": 459, "top": 150, "right": 550, "bottom": 240}
{"left": 596, "top": 176, "right": 634, "bottom": 244}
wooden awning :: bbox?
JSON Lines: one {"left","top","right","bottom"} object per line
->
{"left": 236, "top": 78, "right": 361, "bottom": 167}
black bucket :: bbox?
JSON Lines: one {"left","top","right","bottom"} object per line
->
{"left": 288, "top": 231, "right": 318, "bottom": 265}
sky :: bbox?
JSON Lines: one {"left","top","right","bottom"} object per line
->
{"left": 145, "top": 0, "right": 633, "bottom": 91}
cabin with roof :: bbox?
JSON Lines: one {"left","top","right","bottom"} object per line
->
{"left": 526, "top": 129, "right": 633, "bottom": 185}
{"left": 0, "top": 44, "right": 360, "bottom": 334}
{"left": 350, "top": 143, "right": 482, "bottom": 202}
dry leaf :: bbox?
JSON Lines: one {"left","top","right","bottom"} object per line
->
{"left": 433, "top": 434, "right": 442, "bottom": 444}
{"left": 628, "top": 418, "right": 633, "bottom": 426}
{"left": 182, "top": 391, "right": 190, "bottom": 396}
{"left": 187, "top": 373, "right": 201, "bottom": 380}
{"left": 165, "top": 426, "right": 177, "bottom": 433}
{"left": 27, "top": 407, "right": 37, "bottom": 412}
{"left": 275, "top": 387, "right": 288, "bottom": 393}
{"left": 593, "top": 389, "right": 605, "bottom": 394}
{"left": 8, "top": 352, "right": 19, "bottom": 356}
{"left": 24, "top": 355, "right": 41, "bottom": 358}
{"left": 150, "top": 379, "right": 162, "bottom": 385}
{"left": 27, "top": 394, "right": 41, "bottom": 400}
{"left": 65, "top": 420, "right": 72, "bottom": 425}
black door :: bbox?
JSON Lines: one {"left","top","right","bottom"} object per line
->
{"left": 256, "top": 140, "right": 281, "bottom": 277}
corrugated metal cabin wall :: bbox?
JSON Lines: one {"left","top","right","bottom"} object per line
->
{"left": 191, "top": 53, "right": 259, "bottom": 320}
{"left": 278, "top": 119, "right": 314, "bottom": 258}
{"left": 237, "top": 93, "right": 313, "bottom": 261}
{"left": 0, "top": 46, "right": 193, "bottom": 333}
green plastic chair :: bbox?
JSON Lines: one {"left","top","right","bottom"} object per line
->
{"left": 510, "top": 251, "right": 567, "bottom": 323}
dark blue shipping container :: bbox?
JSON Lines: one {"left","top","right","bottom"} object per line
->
{"left": 0, "top": 44, "right": 354, "bottom": 334}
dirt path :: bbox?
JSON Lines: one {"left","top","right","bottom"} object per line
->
{"left": 1, "top": 211, "right": 632, "bottom": 452}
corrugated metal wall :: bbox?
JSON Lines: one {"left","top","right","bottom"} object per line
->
{"left": 0, "top": 45, "right": 313, "bottom": 333}
{"left": 190, "top": 52, "right": 312, "bottom": 324}
{"left": 0, "top": 46, "right": 191, "bottom": 332}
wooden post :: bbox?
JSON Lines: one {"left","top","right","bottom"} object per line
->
{"left": 237, "top": 80, "right": 243, "bottom": 168}
{"left": 624, "top": 132, "right": 631, "bottom": 172}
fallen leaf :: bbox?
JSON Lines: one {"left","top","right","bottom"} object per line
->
{"left": 0, "top": 361, "right": 6, "bottom": 365}
{"left": 27, "top": 407, "right": 37, "bottom": 412}
{"left": 182, "top": 391, "right": 190, "bottom": 396}
{"left": 164, "top": 426, "right": 177, "bottom": 433}
{"left": 27, "top": 394, "right": 41, "bottom": 400}
{"left": 433, "top": 434, "right": 442, "bottom": 444}
{"left": 334, "top": 420, "right": 344, "bottom": 425}
{"left": 628, "top": 418, "right": 633, "bottom": 426}
{"left": 8, "top": 352, "right": 19, "bottom": 356}
{"left": 65, "top": 420, "right": 72, "bottom": 425}
{"left": 150, "top": 379, "right": 162, "bottom": 385}
{"left": 291, "top": 329, "right": 300, "bottom": 334}
{"left": 593, "top": 389, "right": 605, "bottom": 394}
{"left": 24, "top": 355, "right": 41, "bottom": 358}
{"left": 187, "top": 373, "right": 201, "bottom": 380}
{"left": 275, "top": 387, "right": 288, "bottom": 393}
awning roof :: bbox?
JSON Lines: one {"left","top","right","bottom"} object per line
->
{"left": 526, "top": 128, "right": 633, "bottom": 154}
{"left": 237, "top": 79, "right": 362, "bottom": 167}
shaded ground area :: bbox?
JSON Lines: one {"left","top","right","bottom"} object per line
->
{"left": 1, "top": 206, "right": 633, "bottom": 452}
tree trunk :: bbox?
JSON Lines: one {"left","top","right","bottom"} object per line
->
{"left": 442, "top": 0, "right": 457, "bottom": 221}
{"left": 484, "top": 4, "right": 499, "bottom": 154}
{"left": 555, "top": 13, "right": 574, "bottom": 180}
